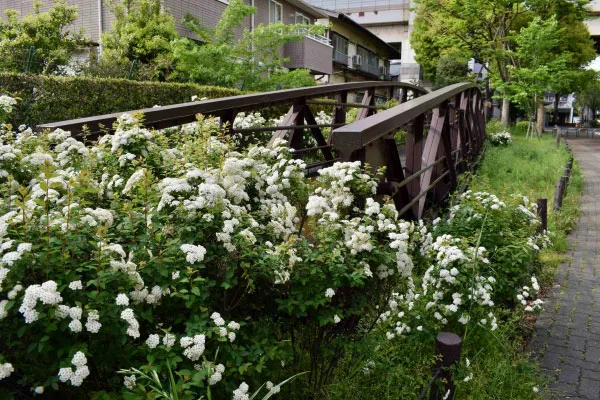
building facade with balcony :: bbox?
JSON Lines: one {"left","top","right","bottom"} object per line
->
{"left": 2, "top": 0, "right": 333, "bottom": 76}
{"left": 316, "top": 9, "right": 399, "bottom": 87}
{"left": 305, "top": 0, "right": 422, "bottom": 83}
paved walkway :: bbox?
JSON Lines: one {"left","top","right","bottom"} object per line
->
{"left": 530, "top": 138, "right": 600, "bottom": 399}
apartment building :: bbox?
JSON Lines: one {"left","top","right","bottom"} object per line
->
{"left": 317, "top": 9, "right": 398, "bottom": 84}
{"left": 305, "top": 0, "right": 422, "bottom": 82}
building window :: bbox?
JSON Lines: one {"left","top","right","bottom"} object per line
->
{"left": 357, "top": 46, "right": 379, "bottom": 75}
{"left": 295, "top": 13, "right": 311, "bottom": 25}
{"left": 269, "top": 0, "right": 282, "bottom": 24}
{"left": 332, "top": 34, "right": 349, "bottom": 65}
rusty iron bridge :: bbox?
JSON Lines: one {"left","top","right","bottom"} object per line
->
{"left": 38, "top": 81, "right": 485, "bottom": 220}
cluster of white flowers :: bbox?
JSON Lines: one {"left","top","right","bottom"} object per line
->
{"left": 211, "top": 312, "right": 240, "bottom": 342}
{"left": 85, "top": 309, "right": 102, "bottom": 333}
{"left": 517, "top": 276, "right": 544, "bottom": 312}
{"left": 0, "top": 95, "right": 17, "bottom": 114}
{"left": 314, "top": 110, "right": 333, "bottom": 126}
{"left": 0, "top": 362, "right": 14, "bottom": 379}
{"left": 146, "top": 333, "right": 160, "bottom": 348}
{"left": 488, "top": 130, "right": 512, "bottom": 146}
{"left": 307, "top": 161, "right": 376, "bottom": 218}
{"left": 123, "top": 374, "right": 136, "bottom": 390}
{"left": 122, "top": 168, "right": 147, "bottom": 195}
{"left": 108, "top": 114, "right": 155, "bottom": 156}
{"left": 208, "top": 363, "right": 226, "bottom": 385}
{"left": 54, "top": 137, "right": 89, "bottom": 166}
{"left": 18, "top": 281, "right": 63, "bottom": 323}
{"left": 232, "top": 382, "right": 250, "bottom": 400}
{"left": 180, "top": 334, "right": 206, "bottom": 361}
{"left": 180, "top": 244, "right": 207, "bottom": 264}
{"left": 120, "top": 308, "right": 140, "bottom": 338}
{"left": 58, "top": 351, "right": 90, "bottom": 387}
{"left": 234, "top": 112, "right": 267, "bottom": 130}
{"left": 116, "top": 293, "right": 130, "bottom": 306}
{"left": 266, "top": 381, "right": 281, "bottom": 394}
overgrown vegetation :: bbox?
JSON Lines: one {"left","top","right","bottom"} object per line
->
{"left": 322, "top": 121, "right": 583, "bottom": 400}
{"left": 0, "top": 0, "right": 88, "bottom": 75}
{"left": 0, "top": 96, "right": 561, "bottom": 399}
{"left": 0, "top": 0, "right": 323, "bottom": 91}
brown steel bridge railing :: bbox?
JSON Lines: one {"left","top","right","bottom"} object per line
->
{"left": 37, "top": 81, "right": 426, "bottom": 175}
{"left": 37, "top": 81, "right": 485, "bottom": 220}
{"left": 330, "top": 82, "right": 486, "bottom": 219}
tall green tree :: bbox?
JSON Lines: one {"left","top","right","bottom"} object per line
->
{"left": 0, "top": 0, "right": 87, "bottom": 75}
{"left": 411, "top": 0, "right": 595, "bottom": 126}
{"left": 170, "top": 0, "right": 323, "bottom": 91}
{"left": 574, "top": 73, "right": 600, "bottom": 124}
{"left": 101, "top": 0, "right": 178, "bottom": 79}
{"left": 494, "top": 17, "right": 567, "bottom": 135}
{"left": 411, "top": 0, "right": 528, "bottom": 125}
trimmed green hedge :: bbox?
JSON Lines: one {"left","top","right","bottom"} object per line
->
{"left": 0, "top": 73, "right": 242, "bottom": 127}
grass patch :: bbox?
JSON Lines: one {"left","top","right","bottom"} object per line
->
{"left": 321, "top": 128, "right": 582, "bottom": 400}
{"left": 459, "top": 127, "right": 583, "bottom": 399}
{"left": 469, "top": 129, "right": 582, "bottom": 279}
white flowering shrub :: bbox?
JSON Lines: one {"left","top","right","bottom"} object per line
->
{"left": 0, "top": 99, "right": 421, "bottom": 398}
{"left": 432, "top": 192, "right": 549, "bottom": 303}
{"left": 488, "top": 130, "right": 512, "bottom": 146}
{"left": 373, "top": 191, "right": 549, "bottom": 346}
{"left": 0, "top": 95, "right": 550, "bottom": 398}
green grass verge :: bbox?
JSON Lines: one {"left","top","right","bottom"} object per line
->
{"left": 469, "top": 129, "right": 582, "bottom": 276}
{"left": 456, "top": 128, "right": 582, "bottom": 399}
{"left": 322, "top": 128, "right": 582, "bottom": 400}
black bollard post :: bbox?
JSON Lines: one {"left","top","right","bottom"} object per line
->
{"left": 430, "top": 332, "right": 462, "bottom": 400}
{"left": 536, "top": 198, "right": 547, "bottom": 232}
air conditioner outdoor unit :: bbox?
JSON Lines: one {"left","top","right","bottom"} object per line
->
{"left": 351, "top": 55, "right": 362, "bottom": 66}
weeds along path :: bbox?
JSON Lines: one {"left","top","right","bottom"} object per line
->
{"left": 531, "top": 138, "right": 600, "bottom": 399}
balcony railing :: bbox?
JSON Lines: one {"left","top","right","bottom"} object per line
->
{"left": 357, "top": 63, "right": 379, "bottom": 76}
{"left": 296, "top": 28, "right": 331, "bottom": 46}
{"left": 333, "top": 51, "right": 349, "bottom": 65}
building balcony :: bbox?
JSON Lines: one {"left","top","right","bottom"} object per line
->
{"left": 357, "top": 63, "right": 379, "bottom": 76}
{"left": 284, "top": 32, "right": 333, "bottom": 75}
{"left": 333, "top": 50, "right": 349, "bottom": 65}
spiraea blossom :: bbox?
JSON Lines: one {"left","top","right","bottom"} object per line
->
{"left": 0, "top": 102, "right": 549, "bottom": 398}
{"left": 0, "top": 362, "right": 14, "bottom": 380}
{"left": 180, "top": 244, "right": 207, "bottom": 264}
{"left": 57, "top": 351, "right": 90, "bottom": 387}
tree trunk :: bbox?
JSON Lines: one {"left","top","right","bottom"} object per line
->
{"left": 537, "top": 101, "right": 545, "bottom": 136}
{"left": 501, "top": 97, "right": 510, "bottom": 126}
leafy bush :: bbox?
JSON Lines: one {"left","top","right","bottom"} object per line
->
{"left": 488, "top": 130, "right": 512, "bottom": 146}
{"left": 485, "top": 118, "right": 505, "bottom": 134}
{"left": 0, "top": 98, "right": 425, "bottom": 398}
{"left": 0, "top": 1, "right": 87, "bottom": 75}
{"left": 432, "top": 191, "right": 548, "bottom": 304}
{"left": 323, "top": 192, "right": 548, "bottom": 399}
{"left": 515, "top": 120, "right": 529, "bottom": 134}
{"left": 0, "top": 96, "right": 550, "bottom": 399}
{"left": 0, "top": 73, "right": 241, "bottom": 128}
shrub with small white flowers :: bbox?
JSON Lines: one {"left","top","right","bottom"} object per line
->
{"left": 0, "top": 95, "right": 550, "bottom": 398}
{"left": 488, "top": 130, "right": 513, "bottom": 146}
{"left": 0, "top": 97, "right": 423, "bottom": 398}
